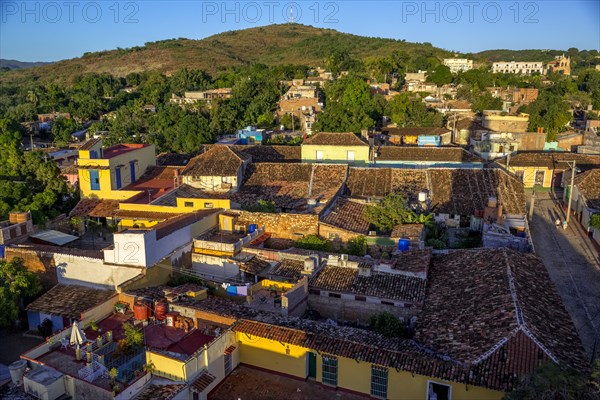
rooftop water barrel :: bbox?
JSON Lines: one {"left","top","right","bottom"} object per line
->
{"left": 248, "top": 224, "right": 257, "bottom": 233}
{"left": 133, "top": 302, "right": 149, "bottom": 321}
{"left": 9, "top": 359, "right": 28, "bottom": 385}
{"left": 398, "top": 239, "right": 410, "bottom": 252}
{"left": 155, "top": 301, "right": 167, "bottom": 320}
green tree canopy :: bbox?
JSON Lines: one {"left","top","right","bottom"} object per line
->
{"left": 388, "top": 93, "right": 443, "bottom": 127}
{"left": 427, "top": 64, "right": 452, "bottom": 86}
{"left": 315, "top": 75, "right": 385, "bottom": 133}
{"left": 0, "top": 259, "right": 42, "bottom": 328}
{"left": 364, "top": 192, "right": 415, "bottom": 233}
{"left": 51, "top": 116, "right": 79, "bottom": 146}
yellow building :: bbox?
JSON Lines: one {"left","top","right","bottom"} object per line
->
{"left": 498, "top": 152, "right": 600, "bottom": 188}
{"left": 301, "top": 132, "right": 370, "bottom": 165}
{"left": 233, "top": 319, "right": 503, "bottom": 400}
{"left": 77, "top": 138, "right": 156, "bottom": 200}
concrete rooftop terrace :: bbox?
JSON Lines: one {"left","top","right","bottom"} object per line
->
{"left": 102, "top": 143, "right": 150, "bottom": 159}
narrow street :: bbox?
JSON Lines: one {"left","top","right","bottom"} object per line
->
{"left": 528, "top": 191, "right": 600, "bottom": 361}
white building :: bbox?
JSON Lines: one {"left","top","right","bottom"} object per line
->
{"left": 492, "top": 61, "right": 545, "bottom": 75}
{"left": 442, "top": 58, "right": 473, "bottom": 73}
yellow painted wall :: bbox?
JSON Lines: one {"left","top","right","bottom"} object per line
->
{"left": 250, "top": 279, "right": 295, "bottom": 294}
{"left": 78, "top": 144, "right": 156, "bottom": 200}
{"left": 236, "top": 333, "right": 505, "bottom": 400}
{"left": 237, "top": 334, "right": 308, "bottom": 378}
{"left": 147, "top": 351, "right": 187, "bottom": 380}
{"left": 119, "top": 219, "right": 162, "bottom": 229}
{"left": 301, "top": 145, "right": 369, "bottom": 165}
{"left": 508, "top": 166, "right": 553, "bottom": 188}
{"left": 176, "top": 198, "right": 231, "bottom": 211}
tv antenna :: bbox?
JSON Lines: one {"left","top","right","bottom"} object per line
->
{"left": 288, "top": 1, "right": 294, "bottom": 23}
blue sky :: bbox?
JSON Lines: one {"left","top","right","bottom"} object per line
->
{"left": 1, "top": 1, "right": 599, "bottom": 62}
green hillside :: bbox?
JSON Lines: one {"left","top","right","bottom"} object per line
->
{"left": 1, "top": 24, "right": 455, "bottom": 84}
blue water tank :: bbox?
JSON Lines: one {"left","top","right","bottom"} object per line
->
{"left": 398, "top": 239, "right": 410, "bottom": 252}
{"left": 248, "top": 224, "right": 257, "bottom": 233}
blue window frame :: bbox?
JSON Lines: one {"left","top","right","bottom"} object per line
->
{"left": 130, "top": 161, "right": 136, "bottom": 183}
{"left": 115, "top": 168, "right": 122, "bottom": 189}
{"left": 89, "top": 170, "right": 100, "bottom": 191}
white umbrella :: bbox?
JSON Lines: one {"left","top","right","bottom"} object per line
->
{"left": 70, "top": 321, "right": 85, "bottom": 347}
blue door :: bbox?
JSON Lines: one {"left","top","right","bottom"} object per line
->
{"left": 90, "top": 170, "right": 100, "bottom": 191}
{"left": 115, "top": 168, "right": 122, "bottom": 189}
{"left": 129, "top": 161, "right": 136, "bottom": 183}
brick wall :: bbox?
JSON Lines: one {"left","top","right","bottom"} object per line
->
{"left": 308, "top": 294, "right": 417, "bottom": 325}
{"left": 5, "top": 247, "right": 58, "bottom": 289}
{"left": 236, "top": 212, "right": 318, "bottom": 240}
{"left": 318, "top": 223, "right": 360, "bottom": 245}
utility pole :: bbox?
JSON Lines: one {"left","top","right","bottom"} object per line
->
{"left": 529, "top": 192, "right": 535, "bottom": 220}
{"left": 566, "top": 160, "right": 577, "bottom": 226}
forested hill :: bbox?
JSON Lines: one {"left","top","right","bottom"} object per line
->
{"left": 0, "top": 24, "right": 451, "bottom": 84}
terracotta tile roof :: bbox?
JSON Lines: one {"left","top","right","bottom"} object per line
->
{"left": 453, "top": 118, "right": 487, "bottom": 131}
{"left": 376, "top": 147, "right": 484, "bottom": 163}
{"left": 69, "top": 199, "right": 121, "bottom": 218}
{"left": 224, "top": 345, "right": 236, "bottom": 355}
{"left": 190, "top": 369, "right": 216, "bottom": 393}
{"left": 239, "top": 256, "right": 271, "bottom": 275}
{"left": 79, "top": 137, "right": 100, "bottom": 150}
{"left": 415, "top": 249, "right": 588, "bottom": 372}
{"left": 10, "top": 244, "right": 104, "bottom": 260}
{"left": 113, "top": 210, "right": 182, "bottom": 220}
{"left": 574, "top": 169, "right": 600, "bottom": 209}
{"left": 303, "top": 132, "right": 368, "bottom": 146}
{"left": 382, "top": 127, "right": 451, "bottom": 136}
{"left": 428, "top": 169, "right": 526, "bottom": 215}
{"left": 321, "top": 198, "right": 370, "bottom": 234}
{"left": 60, "top": 164, "right": 78, "bottom": 175}
{"left": 389, "top": 249, "right": 431, "bottom": 276}
{"left": 345, "top": 168, "right": 428, "bottom": 201}
{"left": 156, "top": 152, "right": 198, "bottom": 166}
{"left": 152, "top": 184, "right": 230, "bottom": 206}
{"left": 497, "top": 152, "right": 600, "bottom": 170}
{"left": 227, "top": 145, "right": 301, "bottom": 163}
{"left": 26, "top": 284, "right": 116, "bottom": 319}
{"left": 268, "top": 259, "right": 306, "bottom": 280}
{"left": 309, "top": 266, "right": 426, "bottom": 303}
{"left": 389, "top": 224, "right": 425, "bottom": 241}
{"left": 232, "top": 163, "right": 346, "bottom": 212}
{"left": 232, "top": 319, "right": 468, "bottom": 386}
{"left": 135, "top": 384, "right": 186, "bottom": 400}
{"left": 183, "top": 145, "right": 244, "bottom": 177}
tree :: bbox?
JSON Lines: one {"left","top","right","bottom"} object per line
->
{"left": 315, "top": 75, "right": 385, "bottom": 133}
{"left": 427, "top": 65, "right": 452, "bottom": 86}
{"left": 504, "top": 362, "right": 598, "bottom": 400}
{"left": 364, "top": 192, "right": 415, "bottom": 233}
{"left": 51, "top": 116, "right": 79, "bottom": 146}
{"left": 0, "top": 259, "right": 42, "bottom": 328}
{"left": 347, "top": 236, "right": 367, "bottom": 256}
{"left": 243, "top": 200, "right": 277, "bottom": 213}
{"left": 294, "top": 235, "right": 332, "bottom": 252}
{"left": 388, "top": 93, "right": 443, "bottom": 127}
{"left": 590, "top": 214, "right": 600, "bottom": 229}
{"left": 471, "top": 92, "right": 503, "bottom": 113}
{"left": 522, "top": 92, "right": 571, "bottom": 141}
{"left": 121, "top": 322, "right": 143, "bottom": 351}
{"left": 369, "top": 312, "right": 406, "bottom": 338}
